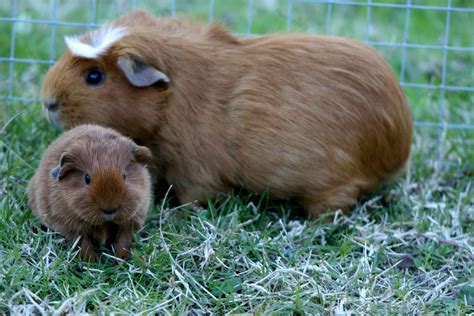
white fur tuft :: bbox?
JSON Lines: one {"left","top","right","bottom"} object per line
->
{"left": 65, "top": 26, "right": 127, "bottom": 59}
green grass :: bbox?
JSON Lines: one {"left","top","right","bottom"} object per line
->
{"left": 1, "top": 0, "right": 473, "bottom": 314}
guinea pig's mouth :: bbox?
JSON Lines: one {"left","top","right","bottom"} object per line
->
{"left": 46, "top": 109, "right": 62, "bottom": 129}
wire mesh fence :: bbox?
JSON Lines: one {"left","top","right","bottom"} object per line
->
{"left": 1, "top": 1, "right": 473, "bottom": 138}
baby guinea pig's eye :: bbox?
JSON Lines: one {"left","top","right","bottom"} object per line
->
{"left": 84, "top": 174, "right": 91, "bottom": 185}
{"left": 123, "top": 173, "right": 127, "bottom": 181}
{"left": 85, "top": 68, "right": 105, "bottom": 86}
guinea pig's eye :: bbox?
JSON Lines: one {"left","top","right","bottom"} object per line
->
{"left": 84, "top": 174, "right": 91, "bottom": 185}
{"left": 122, "top": 173, "right": 127, "bottom": 181}
{"left": 85, "top": 68, "right": 105, "bottom": 86}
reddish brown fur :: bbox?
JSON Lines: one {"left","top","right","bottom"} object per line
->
{"left": 40, "top": 10, "right": 412, "bottom": 217}
{"left": 28, "top": 124, "right": 152, "bottom": 261}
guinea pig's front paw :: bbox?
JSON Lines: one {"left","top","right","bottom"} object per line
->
{"left": 79, "top": 237, "right": 100, "bottom": 262}
{"left": 81, "top": 250, "right": 100, "bottom": 263}
{"left": 113, "top": 247, "right": 131, "bottom": 261}
{"left": 81, "top": 249, "right": 100, "bottom": 262}
{"left": 111, "top": 227, "right": 133, "bottom": 261}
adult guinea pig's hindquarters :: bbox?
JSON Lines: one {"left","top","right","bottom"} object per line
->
{"left": 226, "top": 35, "right": 411, "bottom": 215}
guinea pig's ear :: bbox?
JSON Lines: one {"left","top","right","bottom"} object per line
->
{"left": 51, "top": 152, "right": 76, "bottom": 180}
{"left": 117, "top": 54, "right": 170, "bottom": 87}
{"left": 132, "top": 145, "right": 152, "bottom": 164}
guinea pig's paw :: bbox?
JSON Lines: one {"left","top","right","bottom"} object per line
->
{"left": 80, "top": 248, "right": 100, "bottom": 263}
{"left": 111, "top": 229, "right": 133, "bottom": 261}
{"left": 79, "top": 237, "right": 101, "bottom": 263}
{"left": 113, "top": 248, "right": 131, "bottom": 262}
{"left": 108, "top": 247, "right": 131, "bottom": 265}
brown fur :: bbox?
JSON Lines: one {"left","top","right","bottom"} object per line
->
{"left": 40, "top": 10, "right": 412, "bottom": 217}
{"left": 28, "top": 124, "right": 152, "bottom": 261}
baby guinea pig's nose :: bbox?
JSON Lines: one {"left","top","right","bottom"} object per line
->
{"left": 101, "top": 208, "right": 118, "bottom": 215}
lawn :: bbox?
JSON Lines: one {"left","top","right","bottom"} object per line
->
{"left": 0, "top": 0, "right": 473, "bottom": 314}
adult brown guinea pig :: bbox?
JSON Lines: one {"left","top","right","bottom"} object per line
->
{"left": 40, "top": 10, "right": 412, "bottom": 217}
{"left": 28, "top": 124, "right": 152, "bottom": 262}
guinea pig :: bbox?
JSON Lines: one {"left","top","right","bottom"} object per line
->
{"left": 28, "top": 124, "right": 152, "bottom": 261}
{"left": 40, "top": 10, "right": 412, "bottom": 217}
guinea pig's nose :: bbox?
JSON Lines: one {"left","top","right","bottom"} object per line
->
{"left": 101, "top": 208, "right": 117, "bottom": 215}
{"left": 44, "top": 102, "right": 59, "bottom": 112}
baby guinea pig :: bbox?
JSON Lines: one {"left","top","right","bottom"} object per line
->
{"left": 28, "top": 124, "right": 152, "bottom": 262}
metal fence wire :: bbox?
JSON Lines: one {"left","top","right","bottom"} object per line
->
{"left": 1, "top": 1, "right": 473, "bottom": 145}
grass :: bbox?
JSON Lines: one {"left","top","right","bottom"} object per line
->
{"left": 1, "top": 0, "right": 473, "bottom": 314}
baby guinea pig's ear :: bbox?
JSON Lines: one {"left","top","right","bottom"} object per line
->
{"left": 51, "top": 152, "right": 76, "bottom": 180}
{"left": 117, "top": 54, "right": 170, "bottom": 87}
{"left": 132, "top": 145, "right": 152, "bottom": 164}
